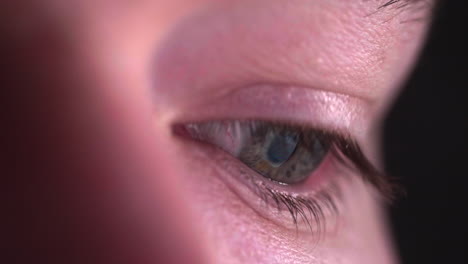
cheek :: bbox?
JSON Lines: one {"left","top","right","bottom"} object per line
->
{"left": 178, "top": 150, "right": 309, "bottom": 263}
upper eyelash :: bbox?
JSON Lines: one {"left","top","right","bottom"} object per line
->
{"left": 237, "top": 121, "right": 398, "bottom": 200}
{"left": 324, "top": 132, "right": 400, "bottom": 201}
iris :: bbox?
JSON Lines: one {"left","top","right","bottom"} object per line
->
{"left": 236, "top": 122, "right": 329, "bottom": 184}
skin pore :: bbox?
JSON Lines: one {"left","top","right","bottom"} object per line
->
{"left": 4, "top": 0, "right": 433, "bottom": 263}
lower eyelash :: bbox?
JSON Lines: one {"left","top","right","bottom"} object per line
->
{"left": 175, "top": 120, "right": 394, "bottom": 234}
{"left": 247, "top": 173, "right": 341, "bottom": 236}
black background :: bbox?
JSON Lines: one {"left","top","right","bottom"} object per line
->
{"left": 383, "top": 0, "right": 467, "bottom": 263}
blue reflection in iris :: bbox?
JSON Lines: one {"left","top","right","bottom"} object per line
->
{"left": 266, "top": 134, "right": 299, "bottom": 166}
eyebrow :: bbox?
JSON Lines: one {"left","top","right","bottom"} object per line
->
{"left": 379, "top": 0, "right": 407, "bottom": 9}
{"left": 378, "top": 0, "right": 433, "bottom": 11}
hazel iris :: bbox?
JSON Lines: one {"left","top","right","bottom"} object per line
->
{"left": 238, "top": 122, "right": 330, "bottom": 184}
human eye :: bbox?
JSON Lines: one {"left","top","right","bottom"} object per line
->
{"left": 172, "top": 100, "right": 395, "bottom": 235}
{"left": 153, "top": 0, "right": 427, "bottom": 246}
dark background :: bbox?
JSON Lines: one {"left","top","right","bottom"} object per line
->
{"left": 383, "top": 0, "right": 467, "bottom": 263}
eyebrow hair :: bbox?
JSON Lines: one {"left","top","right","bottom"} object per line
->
{"left": 378, "top": 0, "right": 431, "bottom": 10}
{"left": 373, "top": 0, "right": 435, "bottom": 23}
{"left": 379, "top": 0, "right": 405, "bottom": 9}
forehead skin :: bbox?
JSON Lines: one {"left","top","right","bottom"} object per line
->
{"left": 4, "top": 0, "right": 432, "bottom": 264}
{"left": 8, "top": 0, "right": 430, "bottom": 100}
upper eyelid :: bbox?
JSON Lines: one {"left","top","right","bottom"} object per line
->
{"left": 171, "top": 84, "right": 371, "bottom": 140}
{"left": 170, "top": 80, "right": 390, "bottom": 197}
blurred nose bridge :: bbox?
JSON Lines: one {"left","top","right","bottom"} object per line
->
{"left": 66, "top": 10, "right": 214, "bottom": 263}
{"left": 4, "top": 1, "right": 212, "bottom": 263}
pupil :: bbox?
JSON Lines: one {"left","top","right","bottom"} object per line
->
{"left": 266, "top": 134, "right": 298, "bottom": 166}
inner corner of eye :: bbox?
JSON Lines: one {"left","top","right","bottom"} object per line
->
{"left": 173, "top": 121, "right": 245, "bottom": 156}
{"left": 171, "top": 123, "right": 189, "bottom": 137}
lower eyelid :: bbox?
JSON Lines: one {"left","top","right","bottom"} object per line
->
{"left": 176, "top": 133, "right": 344, "bottom": 235}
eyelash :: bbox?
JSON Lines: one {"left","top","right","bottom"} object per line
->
{"left": 249, "top": 174, "right": 340, "bottom": 234}
{"left": 175, "top": 120, "right": 396, "bottom": 233}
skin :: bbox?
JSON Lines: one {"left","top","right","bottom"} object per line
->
{"left": 3, "top": 0, "right": 432, "bottom": 263}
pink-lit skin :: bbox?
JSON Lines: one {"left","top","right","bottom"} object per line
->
{"left": 4, "top": 0, "right": 432, "bottom": 264}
